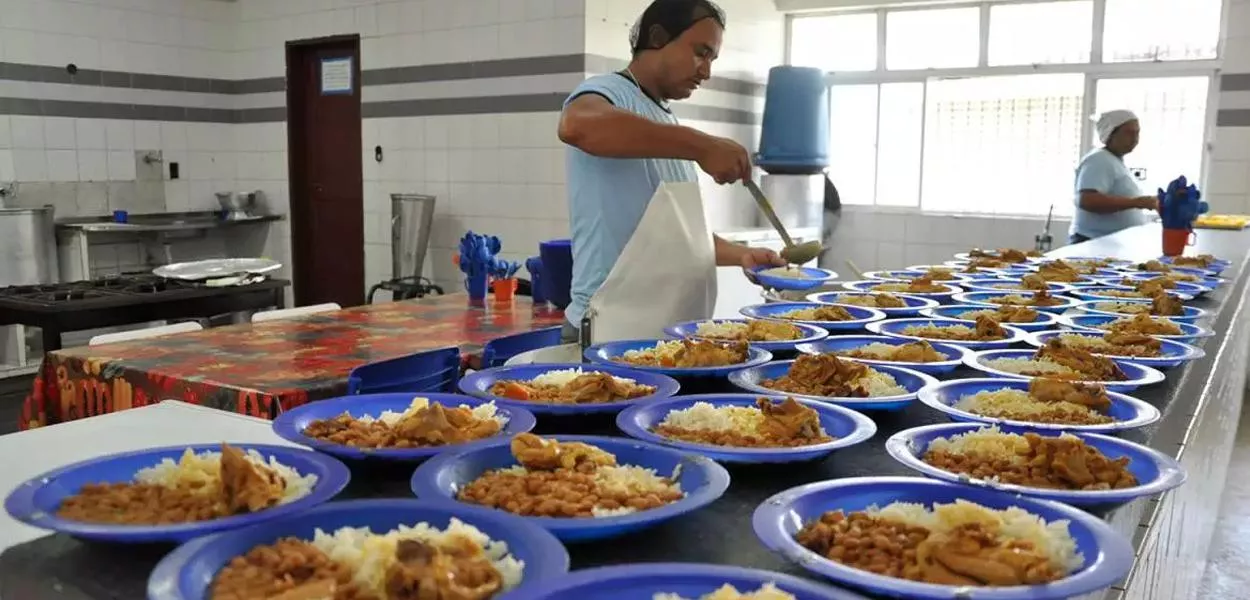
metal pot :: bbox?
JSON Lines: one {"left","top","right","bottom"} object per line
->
{"left": 0, "top": 206, "right": 57, "bottom": 286}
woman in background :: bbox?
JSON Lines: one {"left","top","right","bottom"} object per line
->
{"left": 1068, "top": 109, "right": 1160, "bottom": 244}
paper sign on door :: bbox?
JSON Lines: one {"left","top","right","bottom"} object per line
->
{"left": 320, "top": 58, "right": 353, "bottom": 95}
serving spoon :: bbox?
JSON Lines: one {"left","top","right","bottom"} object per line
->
{"left": 743, "top": 179, "right": 824, "bottom": 265}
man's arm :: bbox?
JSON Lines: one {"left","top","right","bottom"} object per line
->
{"left": 1078, "top": 190, "right": 1157, "bottom": 214}
{"left": 558, "top": 94, "right": 707, "bottom": 160}
{"left": 558, "top": 94, "right": 750, "bottom": 184}
{"left": 1075, "top": 157, "right": 1156, "bottom": 214}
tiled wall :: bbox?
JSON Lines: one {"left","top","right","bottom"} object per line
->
{"left": 1209, "top": 0, "right": 1250, "bottom": 215}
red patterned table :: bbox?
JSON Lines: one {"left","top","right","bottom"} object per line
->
{"left": 19, "top": 294, "right": 564, "bottom": 430}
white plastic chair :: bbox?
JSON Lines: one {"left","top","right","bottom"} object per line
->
{"left": 89, "top": 322, "right": 204, "bottom": 346}
{"left": 251, "top": 303, "right": 341, "bottom": 323}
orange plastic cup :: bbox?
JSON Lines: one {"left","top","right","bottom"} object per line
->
{"left": 492, "top": 277, "right": 517, "bottom": 302}
{"left": 1161, "top": 228, "right": 1196, "bottom": 256}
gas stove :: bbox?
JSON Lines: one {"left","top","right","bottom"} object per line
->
{"left": 0, "top": 275, "right": 204, "bottom": 308}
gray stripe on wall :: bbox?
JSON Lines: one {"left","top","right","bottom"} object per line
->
{"left": 1217, "top": 109, "right": 1250, "bottom": 127}
{"left": 0, "top": 54, "right": 766, "bottom": 98}
{"left": 582, "top": 54, "right": 765, "bottom": 97}
{"left": 1221, "top": 73, "right": 1250, "bottom": 92}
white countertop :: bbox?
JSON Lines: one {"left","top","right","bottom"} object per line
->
{"left": 0, "top": 401, "right": 294, "bottom": 550}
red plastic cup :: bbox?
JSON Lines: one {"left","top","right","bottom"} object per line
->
{"left": 1161, "top": 228, "right": 1196, "bottom": 256}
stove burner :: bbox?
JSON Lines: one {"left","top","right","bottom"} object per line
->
{"left": 0, "top": 275, "right": 203, "bottom": 307}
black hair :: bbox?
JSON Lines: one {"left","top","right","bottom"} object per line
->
{"left": 630, "top": 0, "right": 726, "bottom": 55}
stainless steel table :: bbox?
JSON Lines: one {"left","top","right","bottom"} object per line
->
{"left": 0, "top": 223, "right": 1245, "bottom": 600}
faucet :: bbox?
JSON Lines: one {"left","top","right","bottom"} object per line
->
{"left": 142, "top": 152, "right": 163, "bottom": 165}
{"left": 0, "top": 182, "right": 17, "bottom": 206}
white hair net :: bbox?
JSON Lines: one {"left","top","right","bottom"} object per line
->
{"left": 1094, "top": 109, "right": 1138, "bottom": 144}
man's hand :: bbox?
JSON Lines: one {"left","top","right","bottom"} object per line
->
{"left": 1134, "top": 196, "right": 1160, "bottom": 212}
{"left": 741, "top": 246, "right": 786, "bottom": 276}
{"left": 696, "top": 135, "right": 751, "bottom": 185}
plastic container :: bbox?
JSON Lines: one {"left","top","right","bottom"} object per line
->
{"left": 1162, "top": 227, "right": 1196, "bottom": 256}
{"left": 526, "top": 256, "right": 547, "bottom": 303}
{"left": 492, "top": 277, "right": 517, "bottom": 302}
{"left": 465, "top": 270, "right": 488, "bottom": 300}
{"left": 756, "top": 66, "right": 829, "bottom": 174}
{"left": 539, "top": 239, "right": 573, "bottom": 309}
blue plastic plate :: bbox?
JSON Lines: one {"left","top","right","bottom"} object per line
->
{"left": 794, "top": 335, "right": 968, "bottom": 375}
{"left": 752, "top": 266, "right": 839, "bottom": 291}
{"left": 410, "top": 435, "right": 730, "bottom": 542}
{"left": 1115, "top": 270, "right": 1222, "bottom": 291}
{"left": 1074, "top": 299, "right": 1207, "bottom": 323}
{"left": 885, "top": 423, "right": 1186, "bottom": 506}
{"left": 147, "top": 499, "right": 570, "bottom": 600}
{"left": 615, "top": 394, "right": 877, "bottom": 464}
{"left": 805, "top": 292, "right": 938, "bottom": 317}
{"left": 918, "top": 377, "right": 1161, "bottom": 432}
{"left": 1128, "top": 263, "right": 1219, "bottom": 279}
{"left": 503, "top": 563, "right": 867, "bottom": 600}
{"left": 917, "top": 304, "right": 1059, "bottom": 333}
{"left": 1157, "top": 255, "right": 1230, "bottom": 274}
{"left": 958, "top": 278, "right": 1074, "bottom": 294}
{"left": 841, "top": 280, "right": 963, "bottom": 302}
{"left": 753, "top": 476, "right": 1133, "bottom": 600}
{"left": 271, "top": 393, "right": 536, "bottom": 461}
{"left": 1066, "top": 286, "right": 1194, "bottom": 303}
{"left": 1027, "top": 330, "right": 1204, "bottom": 369}
{"left": 739, "top": 302, "right": 886, "bottom": 331}
{"left": 1059, "top": 314, "right": 1214, "bottom": 345}
{"left": 861, "top": 269, "right": 967, "bottom": 282}
{"left": 583, "top": 340, "right": 773, "bottom": 378}
{"left": 4, "top": 444, "right": 350, "bottom": 543}
{"left": 950, "top": 290, "right": 1082, "bottom": 313}
{"left": 962, "top": 348, "right": 1165, "bottom": 392}
{"left": 663, "top": 318, "right": 829, "bottom": 353}
{"left": 727, "top": 359, "right": 937, "bottom": 411}
{"left": 458, "top": 363, "right": 680, "bottom": 416}
{"left": 865, "top": 318, "right": 1029, "bottom": 350}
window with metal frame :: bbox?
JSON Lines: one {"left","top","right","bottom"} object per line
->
{"left": 787, "top": 0, "right": 1219, "bottom": 217}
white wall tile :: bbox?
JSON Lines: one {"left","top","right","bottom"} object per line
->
{"left": 0, "top": 151, "right": 14, "bottom": 182}
{"left": 74, "top": 119, "right": 106, "bottom": 150}
{"left": 107, "top": 150, "right": 136, "bottom": 181}
{"left": 0, "top": 117, "right": 11, "bottom": 149}
{"left": 45, "top": 150, "right": 78, "bottom": 181}
{"left": 43, "top": 117, "right": 76, "bottom": 150}
{"left": 105, "top": 120, "right": 134, "bottom": 151}
{"left": 133, "top": 122, "right": 161, "bottom": 150}
{"left": 10, "top": 116, "right": 45, "bottom": 150}
{"left": 12, "top": 150, "right": 48, "bottom": 182}
{"left": 78, "top": 150, "right": 109, "bottom": 182}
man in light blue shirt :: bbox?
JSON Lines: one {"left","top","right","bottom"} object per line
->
{"left": 1069, "top": 109, "right": 1159, "bottom": 243}
{"left": 556, "top": 0, "right": 783, "bottom": 341}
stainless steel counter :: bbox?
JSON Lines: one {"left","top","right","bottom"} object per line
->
{"left": 1045, "top": 224, "right": 1250, "bottom": 600}
{"left": 56, "top": 212, "right": 282, "bottom": 234}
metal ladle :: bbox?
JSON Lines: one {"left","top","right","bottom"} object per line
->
{"left": 743, "top": 179, "right": 824, "bottom": 265}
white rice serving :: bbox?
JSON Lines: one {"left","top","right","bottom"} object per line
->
{"left": 309, "top": 518, "right": 525, "bottom": 597}
{"left": 982, "top": 357, "right": 1078, "bottom": 376}
{"left": 654, "top": 583, "right": 796, "bottom": 600}
{"left": 529, "top": 368, "right": 636, "bottom": 387}
{"left": 839, "top": 342, "right": 950, "bottom": 362}
{"left": 488, "top": 462, "right": 684, "bottom": 518}
{"left": 658, "top": 401, "right": 828, "bottom": 438}
{"left": 694, "top": 321, "right": 749, "bottom": 338}
{"left": 622, "top": 340, "right": 685, "bottom": 361}
{"left": 135, "top": 448, "right": 317, "bottom": 505}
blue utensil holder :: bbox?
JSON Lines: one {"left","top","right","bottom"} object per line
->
{"left": 526, "top": 256, "right": 547, "bottom": 304}
{"left": 539, "top": 239, "right": 572, "bottom": 310}
{"left": 465, "top": 270, "right": 488, "bottom": 300}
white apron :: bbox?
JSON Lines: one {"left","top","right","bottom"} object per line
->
{"left": 582, "top": 181, "right": 718, "bottom": 344}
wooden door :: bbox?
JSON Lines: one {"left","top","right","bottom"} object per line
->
{"left": 286, "top": 36, "right": 365, "bottom": 307}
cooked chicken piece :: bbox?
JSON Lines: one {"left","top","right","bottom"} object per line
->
{"left": 744, "top": 319, "right": 802, "bottom": 341}
{"left": 1172, "top": 254, "right": 1216, "bottom": 268}
{"left": 1135, "top": 276, "right": 1176, "bottom": 290}
{"left": 1105, "top": 313, "right": 1182, "bottom": 336}
{"left": 391, "top": 403, "right": 501, "bottom": 446}
{"left": 1034, "top": 339, "right": 1126, "bottom": 381}
{"left": 1028, "top": 378, "right": 1111, "bottom": 413}
{"left": 756, "top": 397, "right": 824, "bottom": 441}
{"left": 1036, "top": 261, "right": 1083, "bottom": 282}
{"left": 671, "top": 339, "right": 749, "bottom": 368}
{"left": 219, "top": 443, "right": 286, "bottom": 514}
{"left": 993, "top": 305, "right": 1039, "bottom": 323}
{"left": 974, "top": 315, "right": 1005, "bottom": 339}
{"left": 779, "top": 305, "right": 854, "bottom": 321}
{"left": 998, "top": 248, "right": 1028, "bottom": 263}
{"left": 919, "top": 268, "right": 958, "bottom": 281}
{"left": 1103, "top": 332, "right": 1164, "bottom": 356}
{"left": 1020, "top": 274, "right": 1049, "bottom": 291}
{"left": 1151, "top": 292, "right": 1184, "bottom": 316}
{"left": 510, "top": 433, "right": 615, "bottom": 472}
{"left": 891, "top": 341, "right": 947, "bottom": 362}
{"left": 385, "top": 539, "right": 503, "bottom": 600}
{"left": 905, "top": 275, "right": 946, "bottom": 293}
{"left": 921, "top": 524, "right": 1060, "bottom": 586}
{"left": 1138, "top": 259, "right": 1171, "bottom": 273}
{"left": 968, "top": 248, "right": 994, "bottom": 258}
{"left": 763, "top": 353, "right": 874, "bottom": 397}
{"left": 871, "top": 293, "right": 907, "bottom": 308}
